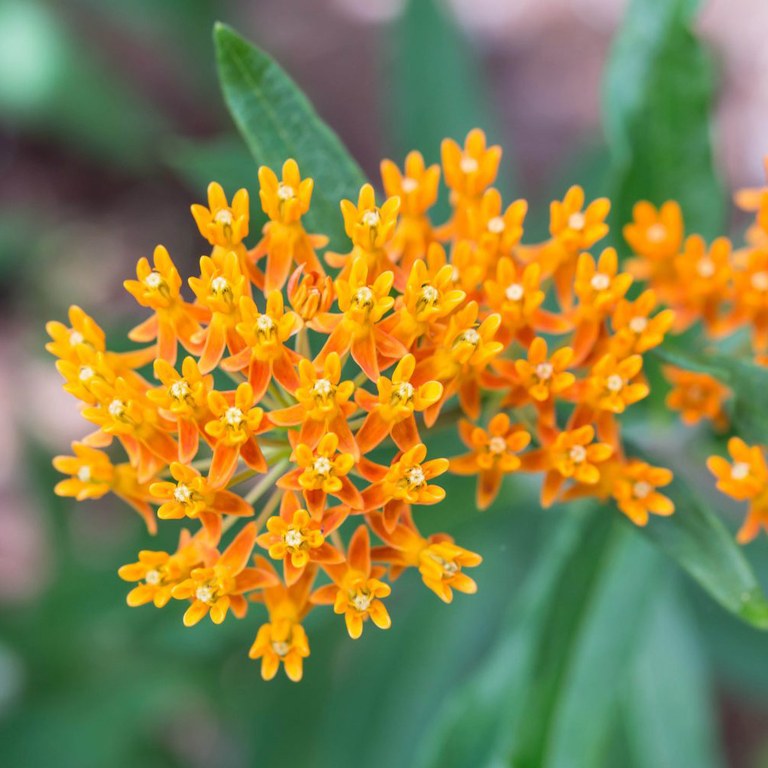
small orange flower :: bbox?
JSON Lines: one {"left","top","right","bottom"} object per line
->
{"left": 255, "top": 159, "right": 328, "bottom": 292}
{"left": 312, "top": 526, "right": 392, "bottom": 639}
{"left": 53, "top": 442, "right": 158, "bottom": 532}
{"left": 172, "top": 522, "right": 277, "bottom": 626}
{"left": 205, "top": 382, "right": 270, "bottom": 487}
{"left": 368, "top": 512, "right": 482, "bottom": 603}
{"left": 118, "top": 530, "right": 208, "bottom": 608}
{"left": 223, "top": 290, "right": 300, "bottom": 400}
{"left": 257, "top": 493, "right": 344, "bottom": 584}
{"left": 288, "top": 267, "right": 334, "bottom": 326}
{"left": 664, "top": 366, "right": 730, "bottom": 429}
{"left": 483, "top": 259, "right": 572, "bottom": 344}
{"left": 124, "top": 245, "right": 206, "bottom": 365}
{"left": 250, "top": 618, "right": 310, "bottom": 683}
{"left": 380, "top": 150, "right": 440, "bottom": 271}
{"left": 450, "top": 414, "right": 531, "bottom": 509}
{"left": 441, "top": 128, "right": 501, "bottom": 200}
{"left": 278, "top": 432, "right": 362, "bottom": 514}
{"left": 387, "top": 251, "right": 466, "bottom": 347}
{"left": 414, "top": 301, "right": 503, "bottom": 422}
{"left": 354, "top": 354, "right": 443, "bottom": 453}
{"left": 549, "top": 185, "right": 610, "bottom": 254}
{"left": 623, "top": 200, "right": 684, "bottom": 263}
{"left": 150, "top": 462, "right": 253, "bottom": 544}
{"left": 508, "top": 337, "right": 575, "bottom": 404}
{"left": 671, "top": 235, "right": 732, "bottom": 332}
{"left": 472, "top": 188, "right": 528, "bottom": 263}
{"left": 708, "top": 438, "right": 768, "bottom": 543}
{"left": 581, "top": 354, "right": 649, "bottom": 414}
{"left": 522, "top": 425, "right": 613, "bottom": 508}
{"left": 328, "top": 183, "right": 400, "bottom": 279}
{"left": 81, "top": 377, "right": 178, "bottom": 481}
{"left": 611, "top": 460, "right": 674, "bottom": 526}
{"left": 188, "top": 251, "right": 249, "bottom": 373}
{"left": 191, "top": 181, "right": 250, "bottom": 248}
{"left": 269, "top": 352, "right": 358, "bottom": 456}
{"left": 610, "top": 290, "right": 675, "bottom": 356}
{"left": 319, "top": 256, "right": 405, "bottom": 380}
{"left": 148, "top": 356, "right": 213, "bottom": 463}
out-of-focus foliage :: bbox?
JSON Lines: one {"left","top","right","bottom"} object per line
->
{"left": 4, "top": 0, "right": 768, "bottom": 766}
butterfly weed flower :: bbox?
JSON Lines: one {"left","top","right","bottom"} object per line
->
{"left": 55, "top": 128, "right": 768, "bottom": 681}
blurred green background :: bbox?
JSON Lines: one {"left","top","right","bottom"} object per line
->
{"left": 2, "top": 0, "right": 768, "bottom": 766}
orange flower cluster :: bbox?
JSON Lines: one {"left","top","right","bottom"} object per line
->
{"left": 49, "top": 130, "right": 681, "bottom": 682}
{"left": 623, "top": 159, "right": 768, "bottom": 542}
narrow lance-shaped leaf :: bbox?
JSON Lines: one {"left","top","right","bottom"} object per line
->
{"left": 214, "top": 22, "right": 366, "bottom": 249}
{"left": 628, "top": 430, "right": 768, "bottom": 629}
{"left": 621, "top": 582, "right": 726, "bottom": 768}
{"left": 417, "top": 510, "right": 666, "bottom": 768}
{"left": 603, "top": 0, "right": 724, "bottom": 240}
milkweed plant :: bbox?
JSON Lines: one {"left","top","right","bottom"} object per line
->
{"left": 46, "top": 23, "right": 768, "bottom": 683}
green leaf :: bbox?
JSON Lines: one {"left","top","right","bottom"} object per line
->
{"left": 603, "top": 0, "right": 724, "bottom": 239}
{"left": 621, "top": 582, "right": 725, "bottom": 768}
{"left": 417, "top": 508, "right": 666, "bottom": 768}
{"left": 214, "top": 22, "right": 366, "bottom": 250}
{"left": 652, "top": 345, "right": 768, "bottom": 445}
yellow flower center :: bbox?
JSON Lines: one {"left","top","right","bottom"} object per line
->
{"left": 489, "top": 436, "right": 507, "bottom": 454}
{"left": 211, "top": 276, "right": 230, "bottom": 295}
{"left": 284, "top": 528, "right": 304, "bottom": 548}
{"left": 456, "top": 328, "right": 480, "bottom": 347}
{"left": 313, "top": 456, "right": 333, "bottom": 477}
{"left": 646, "top": 223, "right": 666, "bottom": 242}
{"left": 569, "top": 445, "right": 587, "bottom": 463}
{"left": 752, "top": 271, "right": 768, "bottom": 291}
{"left": 145, "top": 569, "right": 161, "bottom": 585}
{"left": 272, "top": 640, "right": 291, "bottom": 656}
{"left": 405, "top": 466, "right": 426, "bottom": 489}
{"left": 170, "top": 379, "right": 190, "bottom": 400}
{"left": 351, "top": 591, "right": 372, "bottom": 612}
{"left": 591, "top": 273, "right": 610, "bottom": 291}
{"left": 224, "top": 406, "right": 244, "bottom": 427}
{"left": 312, "top": 378, "right": 333, "bottom": 398}
{"left": 196, "top": 585, "right": 215, "bottom": 604}
{"left": 633, "top": 481, "right": 652, "bottom": 499}
{"left": 392, "top": 381, "right": 414, "bottom": 403}
{"left": 144, "top": 272, "right": 164, "bottom": 290}
{"left": 487, "top": 216, "right": 505, "bottom": 234}
{"left": 277, "top": 183, "right": 295, "bottom": 201}
{"left": 731, "top": 462, "right": 750, "bottom": 480}
{"left": 696, "top": 258, "right": 715, "bottom": 279}
{"left": 174, "top": 483, "right": 193, "bottom": 504}
{"left": 460, "top": 155, "right": 478, "bottom": 174}
{"left": 353, "top": 286, "right": 375, "bottom": 308}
